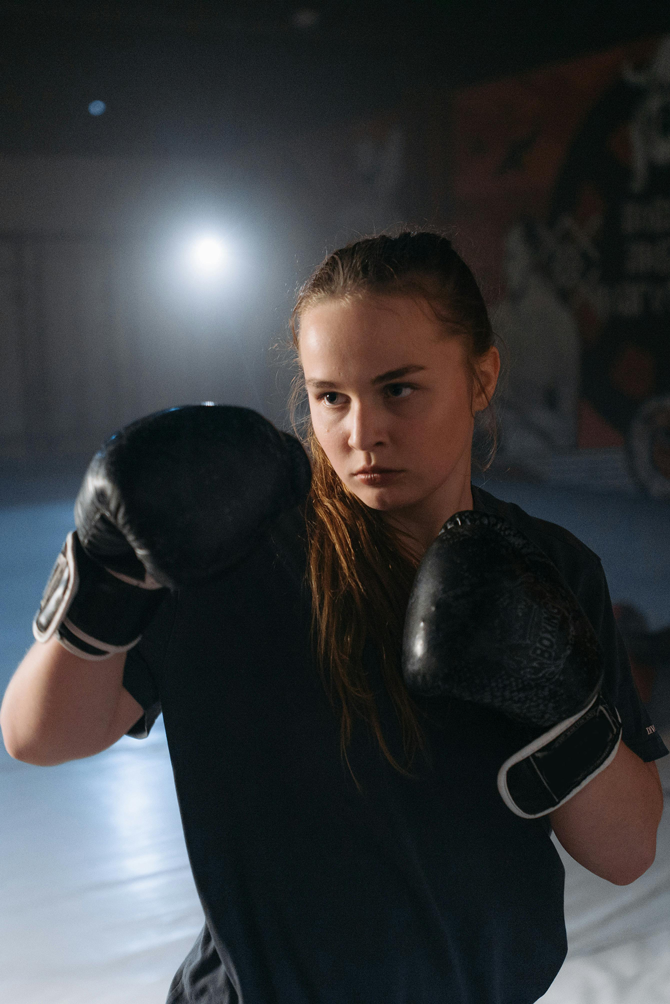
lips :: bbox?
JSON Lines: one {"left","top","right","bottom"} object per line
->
{"left": 353, "top": 466, "right": 401, "bottom": 475}
{"left": 352, "top": 466, "right": 404, "bottom": 485}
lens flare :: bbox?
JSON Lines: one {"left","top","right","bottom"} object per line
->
{"left": 188, "top": 236, "right": 228, "bottom": 275}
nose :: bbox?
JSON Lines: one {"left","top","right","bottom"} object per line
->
{"left": 347, "top": 401, "right": 386, "bottom": 453}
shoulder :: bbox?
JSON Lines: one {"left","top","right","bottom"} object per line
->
{"left": 471, "top": 485, "right": 603, "bottom": 582}
{"left": 471, "top": 484, "right": 614, "bottom": 668}
{"left": 471, "top": 486, "right": 668, "bottom": 763}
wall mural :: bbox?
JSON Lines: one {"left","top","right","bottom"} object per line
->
{"left": 450, "top": 35, "right": 670, "bottom": 497}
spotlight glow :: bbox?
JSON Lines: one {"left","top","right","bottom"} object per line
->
{"left": 188, "top": 235, "right": 229, "bottom": 275}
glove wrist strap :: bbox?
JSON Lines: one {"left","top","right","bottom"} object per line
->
{"left": 33, "top": 532, "right": 166, "bottom": 661}
{"left": 497, "top": 693, "right": 622, "bottom": 819}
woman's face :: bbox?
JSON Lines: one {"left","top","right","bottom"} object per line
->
{"left": 299, "top": 293, "right": 499, "bottom": 521}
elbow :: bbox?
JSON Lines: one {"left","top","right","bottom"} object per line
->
{"left": 2, "top": 722, "right": 117, "bottom": 765}
{"left": 604, "top": 841, "right": 657, "bottom": 886}
{"left": 4, "top": 743, "right": 86, "bottom": 767}
{"left": 2, "top": 729, "right": 64, "bottom": 766}
{"left": 2, "top": 732, "right": 103, "bottom": 765}
{"left": 2, "top": 719, "right": 116, "bottom": 765}
{"left": 1, "top": 715, "right": 81, "bottom": 766}
{"left": 0, "top": 703, "right": 39, "bottom": 763}
{"left": 1, "top": 712, "right": 35, "bottom": 763}
{"left": 0, "top": 716, "right": 26, "bottom": 762}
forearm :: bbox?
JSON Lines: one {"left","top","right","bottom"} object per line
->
{"left": 550, "top": 741, "right": 664, "bottom": 884}
{"left": 0, "top": 639, "right": 129, "bottom": 765}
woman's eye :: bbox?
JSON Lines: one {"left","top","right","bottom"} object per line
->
{"left": 321, "top": 392, "right": 343, "bottom": 406}
{"left": 385, "top": 383, "right": 414, "bottom": 400}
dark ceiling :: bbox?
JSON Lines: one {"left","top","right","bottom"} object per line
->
{"left": 2, "top": 0, "right": 670, "bottom": 156}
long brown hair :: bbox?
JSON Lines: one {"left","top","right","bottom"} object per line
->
{"left": 289, "top": 232, "right": 497, "bottom": 775}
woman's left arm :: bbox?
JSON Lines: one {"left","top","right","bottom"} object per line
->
{"left": 550, "top": 741, "right": 664, "bottom": 885}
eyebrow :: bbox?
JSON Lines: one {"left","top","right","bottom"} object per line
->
{"left": 305, "top": 364, "right": 426, "bottom": 390}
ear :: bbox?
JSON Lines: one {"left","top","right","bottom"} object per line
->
{"left": 472, "top": 346, "right": 500, "bottom": 414}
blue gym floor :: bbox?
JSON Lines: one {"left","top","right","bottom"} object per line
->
{"left": 1, "top": 480, "right": 669, "bottom": 1003}
{"left": 0, "top": 496, "right": 204, "bottom": 1004}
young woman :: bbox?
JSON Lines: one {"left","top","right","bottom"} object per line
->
{"left": 2, "top": 231, "right": 666, "bottom": 1004}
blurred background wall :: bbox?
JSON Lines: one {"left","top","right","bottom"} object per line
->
{"left": 0, "top": 154, "right": 298, "bottom": 457}
{"left": 1, "top": 1, "right": 669, "bottom": 504}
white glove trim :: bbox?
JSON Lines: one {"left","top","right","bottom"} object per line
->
{"left": 497, "top": 693, "right": 622, "bottom": 819}
{"left": 61, "top": 617, "right": 141, "bottom": 656}
{"left": 33, "top": 531, "right": 79, "bottom": 645}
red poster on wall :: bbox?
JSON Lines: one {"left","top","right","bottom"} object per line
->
{"left": 450, "top": 35, "right": 670, "bottom": 497}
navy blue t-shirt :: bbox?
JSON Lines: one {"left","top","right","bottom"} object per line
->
{"left": 123, "top": 486, "right": 667, "bottom": 1004}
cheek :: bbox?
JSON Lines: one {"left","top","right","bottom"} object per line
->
{"left": 309, "top": 404, "right": 347, "bottom": 462}
{"left": 406, "top": 384, "right": 474, "bottom": 464}
{"left": 442, "top": 381, "right": 475, "bottom": 433}
{"left": 308, "top": 401, "right": 330, "bottom": 442}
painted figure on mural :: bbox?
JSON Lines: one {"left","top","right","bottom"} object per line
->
{"left": 625, "top": 35, "right": 670, "bottom": 196}
{"left": 547, "top": 33, "right": 670, "bottom": 474}
{"left": 492, "top": 219, "right": 580, "bottom": 473}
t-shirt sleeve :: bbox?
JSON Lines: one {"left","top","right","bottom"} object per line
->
{"left": 122, "top": 591, "right": 177, "bottom": 739}
{"left": 578, "top": 558, "right": 668, "bottom": 763}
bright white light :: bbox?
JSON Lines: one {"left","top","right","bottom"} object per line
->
{"left": 188, "top": 235, "right": 229, "bottom": 276}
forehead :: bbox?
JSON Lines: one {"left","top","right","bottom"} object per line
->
{"left": 298, "top": 294, "right": 458, "bottom": 373}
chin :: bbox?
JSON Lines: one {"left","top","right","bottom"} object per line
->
{"left": 348, "top": 483, "right": 417, "bottom": 512}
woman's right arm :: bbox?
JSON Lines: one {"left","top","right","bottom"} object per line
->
{"left": 0, "top": 640, "right": 143, "bottom": 765}
{"left": 2, "top": 405, "right": 312, "bottom": 768}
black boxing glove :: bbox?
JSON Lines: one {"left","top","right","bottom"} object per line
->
{"left": 34, "top": 404, "right": 311, "bottom": 660}
{"left": 403, "top": 511, "right": 622, "bottom": 819}
{"left": 33, "top": 531, "right": 166, "bottom": 659}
